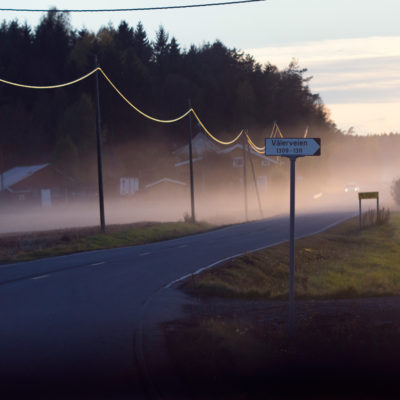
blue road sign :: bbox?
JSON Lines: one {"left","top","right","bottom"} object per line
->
{"left": 265, "top": 138, "right": 321, "bottom": 157}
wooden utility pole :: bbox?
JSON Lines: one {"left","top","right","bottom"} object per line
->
{"left": 188, "top": 99, "right": 195, "bottom": 223}
{"left": 242, "top": 132, "right": 248, "bottom": 221}
{"left": 94, "top": 55, "right": 106, "bottom": 233}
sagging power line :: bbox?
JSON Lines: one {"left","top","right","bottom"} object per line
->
{"left": 0, "top": 0, "right": 266, "bottom": 13}
{"left": 0, "top": 62, "right": 277, "bottom": 229}
{"left": 0, "top": 66, "right": 255, "bottom": 147}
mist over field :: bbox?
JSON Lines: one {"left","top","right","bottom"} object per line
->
{"left": 0, "top": 135, "right": 397, "bottom": 235}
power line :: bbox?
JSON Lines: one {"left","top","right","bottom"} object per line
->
{"left": 0, "top": 0, "right": 266, "bottom": 13}
{"left": 0, "top": 66, "right": 247, "bottom": 146}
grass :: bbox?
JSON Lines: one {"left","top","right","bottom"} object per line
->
{"left": 0, "top": 221, "right": 215, "bottom": 263}
{"left": 164, "top": 300, "right": 400, "bottom": 399}
{"left": 182, "top": 211, "right": 400, "bottom": 300}
{"left": 165, "top": 211, "right": 400, "bottom": 398}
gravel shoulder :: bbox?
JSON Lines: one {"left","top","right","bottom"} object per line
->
{"left": 163, "top": 294, "right": 400, "bottom": 399}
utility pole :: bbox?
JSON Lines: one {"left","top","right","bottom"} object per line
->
{"left": 242, "top": 132, "right": 248, "bottom": 221}
{"left": 94, "top": 55, "right": 106, "bottom": 233}
{"left": 0, "top": 149, "right": 4, "bottom": 201}
{"left": 188, "top": 99, "right": 195, "bottom": 223}
{"left": 247, "top": 140, "right": 264, "bottom": 219}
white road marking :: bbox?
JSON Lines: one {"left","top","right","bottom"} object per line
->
{"left": 32, "top": 274, "right": 49, "bottom": 280}
{"left": 164, "top": 213, "right": 356, "bottom": 289}
{"left": 91, "top": 261, "right": 106, "bottom": 266}
{"left": 140, "top": 252, "right": 152, "bottom": 256}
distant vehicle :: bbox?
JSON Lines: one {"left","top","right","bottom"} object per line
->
{"left": 344, "top": 182, "right": 359, "bottom": 193}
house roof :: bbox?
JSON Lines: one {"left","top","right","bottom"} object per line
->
{"left": 145, "top": 177, "right": 187, "bottom": 189}
{"left": 175, "top": 157, "right": 203, "bottom": 167}
{"left": 0, "top": 164, "right": 49, "bottom": 192}
{"left": 173, "top": 132, "right": 221, "bottom": 156}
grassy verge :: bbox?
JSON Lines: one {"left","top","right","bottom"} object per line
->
{"left": 0, "top": 221, "right": 214, "bottom": 263}
{"left": 182, "top": 212, "right": 400, "bottom": 299}
{"left": 164, "top": 212, "right": 400, "bottom": 398}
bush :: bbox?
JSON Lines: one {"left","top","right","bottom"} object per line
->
{"left": 362, "top": 208, "right": 390, "bottom": 228}
{"left": 377, "top": 207, "right": 391, "bottom": 225}
{"left": 183, "top": 212, "right": 193, "bottom": 223}
{"left": 391, "top": 178, "right": 400, "bottom": 206}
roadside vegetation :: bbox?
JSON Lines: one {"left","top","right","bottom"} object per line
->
{"left": 164, "top": 211, "right": 400, "bottom": 398}
{"left": 182, "top": 209, "right": 398, "bottom": 300}
{"left": 0, "top": 221, "right": 214, "bottom": 263}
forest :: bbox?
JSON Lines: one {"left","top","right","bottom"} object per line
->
{"left": 0, "top": 11, "right": 336, "bottom": 175}
{"left": 0, "top": 9, "right": 399, "bottom": 191}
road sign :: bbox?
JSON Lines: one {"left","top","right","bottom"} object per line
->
{"left": 358, "top": 192, "right": 379, "bottom": 229}
{"left": 265, "top": 138, "right": 321, "bottom": 157}
{"left": 263, "top": 136, "right": 321, "bottom": 336}
{"left": 358, "top": 192, "right": 378, "bottom": 200}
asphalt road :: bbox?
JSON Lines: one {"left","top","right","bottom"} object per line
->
{"left": 0, "top": 211, "right": 354, "bottom": 397}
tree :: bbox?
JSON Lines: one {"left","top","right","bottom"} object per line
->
{"left": 52, "top": 135, "right": 79, "bottom": 179}
{"left": 152, "top": 25, "right": 170, "bottom": 66}
{"left": 0, "top": 17, "right": 343, "bottom": 171}
{"left": 56, "top": 93, "right": 96, "bottom": 157}
{"left": 133, "top": 22, "right": 152, "bottom": 64}
{"left": 33, "top": 9, "right": 74, "bottom": 82}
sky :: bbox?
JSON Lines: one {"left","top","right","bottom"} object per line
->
{"left": 1, "top": 0, "right": 400, "bottom": 135}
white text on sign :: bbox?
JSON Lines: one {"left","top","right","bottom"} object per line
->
{"left": 264, "top": 138, "right": 321, "bottom": 157}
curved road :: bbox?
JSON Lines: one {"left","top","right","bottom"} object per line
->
{"left": 0, "top": 211, "right": 354, "bottom": 398}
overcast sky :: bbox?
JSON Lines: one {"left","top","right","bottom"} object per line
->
{"left": 1, "top": 0, "right": 400, "bottom": 134}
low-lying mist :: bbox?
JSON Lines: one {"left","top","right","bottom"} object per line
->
{"left": 0, "top": 179, "right": 395, "bottom": 235}
{"left": 1, "top": 131, "right": 398, "bottom": 235}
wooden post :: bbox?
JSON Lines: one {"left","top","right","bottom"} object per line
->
{"left": 242, "top": 132, "right": 248, "bottom": 222}
{"left": 94, "top": 55, "right": 106, "bottom": 233}
{"left": 377, "top": 195, "right": 380, "bottom": 223}
{"left": 188, "top": 99, "right": 195, "bottom": 223}
{"left": 247, "top": 141, "right": 263, "bottom": 219}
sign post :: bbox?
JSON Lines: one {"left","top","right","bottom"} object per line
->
{"left": 265, "top": 138, "right": 321, "bottom": 335}
{"left": 358, "top": 192, "right": 379, "bottom": 229}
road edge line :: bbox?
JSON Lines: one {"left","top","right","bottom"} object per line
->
{"left": 164, "top": 213, "right": 356, "bottom": 289}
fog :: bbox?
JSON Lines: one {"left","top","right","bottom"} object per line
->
{"left": 0, "top": 132, "right": 398, "bottom": 235}
{"left": 0, "top": 178, "right": 396, "bottom": 236}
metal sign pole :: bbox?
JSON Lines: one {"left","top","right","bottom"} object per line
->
{"left": 264, "top": 137, "right": 321, "bottom": 335}
{"left": 358, "top": 192, "right": 379, "bottom": 228}
{"left": 289, "top": 156, "right": 296, "bottom": 335}
{"left": 377, "top": 195, "right": 380, "bottom": 222}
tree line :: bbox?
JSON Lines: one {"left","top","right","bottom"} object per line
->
{"left": 1, "top": 9, "right": 387, "bottom": 185}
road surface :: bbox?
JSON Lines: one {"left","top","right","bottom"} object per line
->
{"left": 0, "top": 211, "right": 354, "bottom": 398}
